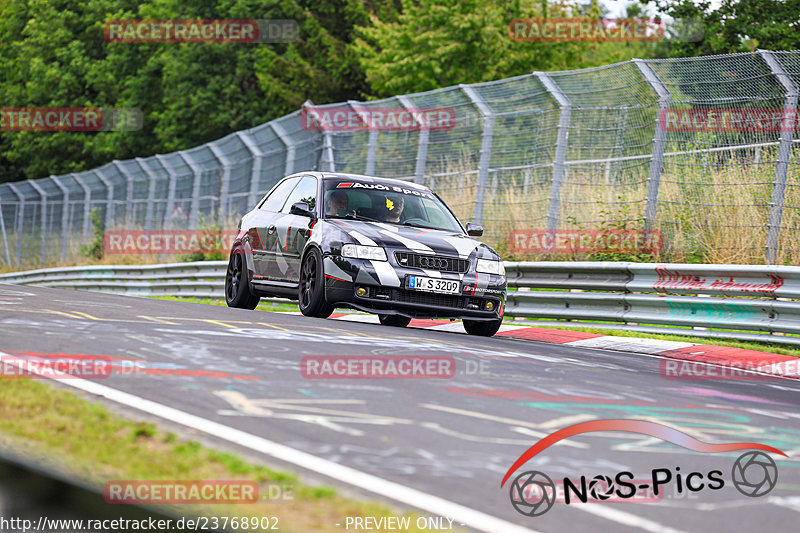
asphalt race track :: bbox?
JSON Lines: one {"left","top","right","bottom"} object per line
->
{"left": 1, "top": 284, "right": 799, "bottom": 532}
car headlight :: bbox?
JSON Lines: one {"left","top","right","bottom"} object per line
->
{"left": 476, "top": 259, "right": 505, "bottom": 276}
{"left": 342, "top": 244, "right": 388, "bottom": 261}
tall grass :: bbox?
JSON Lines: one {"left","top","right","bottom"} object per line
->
{"left": 0, "top": 212, "right": 242, "bottom": 273}
{"left": 2, "top": 150, "right": 796, "bottom": 271}
{"left": 433, "top": 148, "right": 798, "bottom": 265}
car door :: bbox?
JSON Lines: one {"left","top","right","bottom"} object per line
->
{"left": 271, "top": 175, "right": 318, "bottom": 284}
{"left": 248, "top": 177, "right": 299, "bottom": 280}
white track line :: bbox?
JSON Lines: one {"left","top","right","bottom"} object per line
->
{"left": 0, "top": 352, "right": 537, "bottom": 533}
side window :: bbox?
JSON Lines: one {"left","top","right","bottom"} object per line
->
{"left": 281, "top": 176, "right": 318, "bottom": 214}
{"left": 259, "top": 178, "right": 299, "bottom": 212}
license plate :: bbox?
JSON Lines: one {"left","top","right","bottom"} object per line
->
{"left": 408, "top": 276, "right": 460, "bottom": 294}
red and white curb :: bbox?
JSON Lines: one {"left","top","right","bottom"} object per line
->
{"left": 301, "top": 312, "right": 800, "bottom": 381}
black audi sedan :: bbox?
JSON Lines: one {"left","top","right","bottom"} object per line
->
{"left": 225, "top": 172, "right": 507, "bottom": 336}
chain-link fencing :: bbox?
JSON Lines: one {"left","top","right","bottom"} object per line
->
{"left": 1, "top": 49, "right": 799, "bottom": 268}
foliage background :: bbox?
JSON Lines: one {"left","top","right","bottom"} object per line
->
{"left": 1, "top": 0, "right": 799, "bottom": 183}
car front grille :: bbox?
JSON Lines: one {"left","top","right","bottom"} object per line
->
{"left": 394, "top": 252, "right": 470, "bottom": 273}
{"left": 395, "top": 289, "right": 466, "bottom": 308}
{"left": 363, "top": 287, "right": 495, "bottom": 312}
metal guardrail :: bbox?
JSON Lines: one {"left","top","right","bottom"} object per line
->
{"left": 505, "top": 261, "right": 800, "bottom": 346}
{"left": 0, "top": 261, "right": 229, "bottom": 299}
{"left": 3, "top": 261, "right": 800, "bottom": 345}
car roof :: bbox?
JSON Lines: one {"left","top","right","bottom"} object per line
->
{"left": 311, "top": 172, "right": 432, "bottom": 192}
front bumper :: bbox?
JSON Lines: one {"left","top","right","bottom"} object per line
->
{"left": 324, "top": 256, "right": 506, "bottom": 320}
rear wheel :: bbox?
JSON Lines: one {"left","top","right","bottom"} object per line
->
{"left": 463, "top": 318, "right": 502, "bottom": 337}
{"left": 299, "top": 248, "right": 334, "bottom": 318}
{"left": 225, "top": 246, "right": 259, "bottom": 310}
{"left": 378, "top": 314, "right": 412, "bottom": 327}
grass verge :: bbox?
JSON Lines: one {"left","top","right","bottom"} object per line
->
{"left": 0, "top": 377, "right": 447, "bottom": 532}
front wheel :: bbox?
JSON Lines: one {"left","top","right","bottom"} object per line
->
{"left": 225, "top": 246, "right": 260, "bottom": 310}
{"left": 463, "top": 318, "right": 502, "bottom": 337}
{"left": 298, "top": 248, "right": 334, "bottom": 318}
{"left": 378, "top": 314, "right": 412, "bottom": 327}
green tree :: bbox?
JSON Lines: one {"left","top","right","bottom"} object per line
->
{"left": 646, "top": 0, "right": 800, "bottom": 57}
{"left": 351, "top": 0, "right": 658, "bottom": 98}
{"left": 351, "top": 0, "right": 574, "bottom": 97}
{"left": 0, "top": 0, "right": 384, "bottom": 182}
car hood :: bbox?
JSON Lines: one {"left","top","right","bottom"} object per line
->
{"left": 325, "top": 219, "right": 499, "bottom": 260}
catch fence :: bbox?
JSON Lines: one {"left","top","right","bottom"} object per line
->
{"left": 2, "top": 49, "right": 799, "bottom": 267}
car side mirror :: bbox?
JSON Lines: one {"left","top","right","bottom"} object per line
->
{"left": 466, "top": 222, "right": 483, "bottom": 236}
{"left": 290, "top": 201, "right": 314, "bottom": 218}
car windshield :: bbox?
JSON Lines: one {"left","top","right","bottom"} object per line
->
{"left": 322, "top": 179, "right": 464, "bottom": 233}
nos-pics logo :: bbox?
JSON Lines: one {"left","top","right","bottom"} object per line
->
{"left": 501, "top": 419, "right": 784, "bottom": 517}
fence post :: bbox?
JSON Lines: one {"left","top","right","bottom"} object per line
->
{"left": 71, "top": 173, "right": 93, "bottom": 244}
{"left": 236, "top": 131, "right": 264, "bottom": 207}
{"left": 397, "top": 95, "right": 429, "bottom": 184}
{"left": 303, "top": 101, "right": 335, "bottom": 172}
{"left": 49, "top": 176, "right": 70, "bottom": 261}
{"left": 460, "top": 84, "right": 495, "bottom": 225}
{"left": 6, "top": 183, "right": 24, "bottom": 266}
{"left": 633, "top": 59, "right": 670, "bottom": 235}
{"left": 136, "top": 159, "right": 158, "bottom": 230}
{"left": 113, "top": 161, "right": 135, "bottom": 226}
{"left": 207, "top": 143, "right": 231, "bottom": 220}
{"left": 320, "top": 128, "right": 336, "bottom": 172}
{"left": 0, "top": 195, "right": 11, "bottom": 266}
{"left": 26, "top": 180, "right": 48, "bottom": 266}
{"left": 179, "top": 153, "right": 202, "bottom": 227}
{"left": 270, "top": 121, "right": 295, "bottom": 176}
{"left": 759, "top": 49, "right": 797, "bottom": 265}
{"left": 94, "top": 169, "right": 115, "bottom": 229}
{"left": 535, "top": 72, "right": 571, "bottom": 234}
{"left": 350, "top": 100, "right": 378, "bottom": 175}
{"left": 155, "top": 156, "right": 178, "bottom": 229}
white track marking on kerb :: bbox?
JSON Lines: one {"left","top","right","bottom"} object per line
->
{"left": 330, "top": 314, "right": 381, "bottom": 324}
{"left": 426, "top": 323, "right": 466, "bottom": 332}
{"left": 565, "top": 337, "right": 695, "bottom": 354}
{"left": 0, "top": 352, "right": 537, "bottom": 533}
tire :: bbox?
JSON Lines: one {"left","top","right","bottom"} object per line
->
{"left": 225, "top": 245, "right": 260, "bottom": 310}
{"left": 378, "top": 314, "right": 412, "bottom": 327}
{"left": 299, "top": 248, "right": 334, "bottom": 318}
{"left": 463, "top": 318, "right": 502, "bottom": 337}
